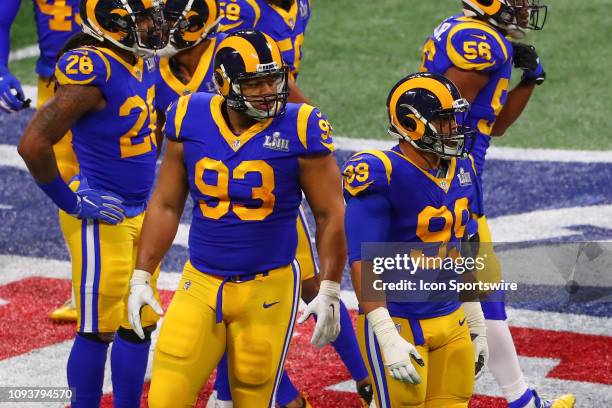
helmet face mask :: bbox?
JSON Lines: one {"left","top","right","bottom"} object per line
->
{"left": 160, "top": 0, "right": 220, "bottom": 58}
{"left": 462, "top": 0, "right": 547, "bottom": 38}
{"left": 387, "top": 72, "right": 475, "bottom": 159}
{"left": 214, "top": 31, "right": 289, "bottom": 121}
{"left": 423, "top": 103, "right": 474, "bottom": 159}
{"left": 235, "top": 69, "right": 289, "bottom": 119}
{"left": 80, "top": 0, "right": 170, "bottom": 58}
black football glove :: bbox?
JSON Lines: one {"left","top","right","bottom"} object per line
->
{"left": 511, "top": 42, "right": 546, "bottom": 85}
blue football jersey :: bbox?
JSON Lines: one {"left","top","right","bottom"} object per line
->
{"left": 420, "top": 14, "right": 513, "bottom": 174}
{"left": 219, "top": 0, "right": 311, "bottom": 78}
{"left": 343, "top": 146, "right": 482, "bottom": 319}
{"left": 163, "top": 92, "right": 333, "bottom": 276}
{"left": 55, "top": 47, "right": 159, "bottom": 209}
{"left": 32, "top": 0, "right": 82, "bottom": 77}
{"left": 154, "top": 34, "right": 227, "bottom": 113}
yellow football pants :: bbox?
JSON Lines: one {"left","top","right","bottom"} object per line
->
{"left": 295, "top": 204, "right": 317, "bottom": 281}
{"left": 59, "top": 210, "right": 161, "bottom": 333}
{"left": 38, "top": 76, "right": 79, "bottom": 182}
{"left": 148, "top": 260, "right": 302, "bottom": 408}
{"left": 357, "top": 307, "right": 474, "bottom": 408}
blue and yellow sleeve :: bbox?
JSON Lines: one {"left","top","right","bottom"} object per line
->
{"left": 55, "top": 47, "right": 110, "bottom": 87}
{"left": 445, "top": 24, "right": 509, "bottom": 72}
{"left": 342, "top": 151, "right": 392, "bottom": 200}
{"left": 162, "top": 94, "right": 192, "bottom": 142}
{"left": 219, "top": 0, "right": 259, "bottom": 32}
{"left": 295, "top": 104, "right": 334, "bottom": 156}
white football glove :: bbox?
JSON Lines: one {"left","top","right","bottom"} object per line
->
{"left": 298, "top": 280, "right": 341, "bottom": 348}
{"left": 463, "top": 302, "right": 488, "bottom": 379}
{"left": 367, "top": 307, "right": 424, "bottom": 384}
{"left": 127, "top": 269, "right": 163, "bottom": 340}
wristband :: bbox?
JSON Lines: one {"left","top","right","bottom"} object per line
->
{"left": 37, "top": 174, "right": 79, "bottom": 213}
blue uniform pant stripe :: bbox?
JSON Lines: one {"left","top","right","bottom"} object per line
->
{"left": 269, "top": 261, "right": 301, "bottom": 407}
{"left": 364, "top": 317, "right": 390, "bottom": 408}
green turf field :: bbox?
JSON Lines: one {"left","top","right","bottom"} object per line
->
{"left": 9, "top": 0, "right": 612, "bottom": 149}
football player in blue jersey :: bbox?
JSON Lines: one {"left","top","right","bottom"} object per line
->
{"left": 154, "top": 0, "right": 224, "bottom": 109}
{"left": 343, "top": 72, "right": 488, "bottom": 408}
{"left": 219, "top": 0, "right": 311, "bottom": 102}
{"left": 419, "top": 1, "right": 574, "bottom": 407}
{"left": 127, "top": 30, "right": 345, "bottom": 408}
{"left": 18, "top": 0, "right": 169, "bottom": 406}
{"left": 210, "top": 2, "right": 373, "bottom": 407}
{"left": 0, "top": 0, "right": 80, "bottom": 113}
{"left": 1, "top": 0, "right": 84, "bottom": 322}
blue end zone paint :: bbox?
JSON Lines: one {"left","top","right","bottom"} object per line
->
{"left": 1, "top": 110, "right": 610, "bottom": 316}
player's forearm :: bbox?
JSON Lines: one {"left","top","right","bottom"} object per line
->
{"left": 18, "top": 127, "right": 61, "bottom": 183}
{"left": 350, "top": 261, "right": 387, "bottom": 314}
{"left": 314, "top": 209, "right": 347, "bottom": 283}
{"left": 0, "top": 0, "right": 21, "bottom": 67}
{"left": 136, "top": 201, "right": 183, "bottom": 273}
{"left": 491, "top": 82, "right": 535, "bottom": 136}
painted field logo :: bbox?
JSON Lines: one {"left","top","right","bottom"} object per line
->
{"left": 457, "top": 167, "right": 472, "bottom": 186}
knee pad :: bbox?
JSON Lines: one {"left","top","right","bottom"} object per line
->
{"left": 231, "top": 335, "right": 273, "bottom": 386}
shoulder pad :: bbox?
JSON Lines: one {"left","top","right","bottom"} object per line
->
{"left": 342, "top": 150, "right": 393, "bottom": 198}
{"left": 446, "top": 22, "right": 510, "bottom": 72}
{"left": 163, "top": 93, "right": 194, "bottom": 142}
{"left": 219, "top": 0, "right": 259, "bottom": 32}
{"left": 55, "top": 47, "right": 110, "bottom": 87}
{"left": 295, "top": 104, "right": 334, "bottom": 156}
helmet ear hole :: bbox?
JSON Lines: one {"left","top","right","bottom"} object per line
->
{"left": 479, "top": 0, "right": 495, "bottom": 6}
{"left": 214, "top": 69, "right": 230, "bottom": 95}
{"left": 403, "top": 116, "right": 418, "bottom": 132}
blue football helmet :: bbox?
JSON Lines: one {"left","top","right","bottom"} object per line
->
{"left": 213, "top": 30, "right": 289, "bottom": 120}
{"left": 387, "top": 72, "right": 474, "bottom": 159}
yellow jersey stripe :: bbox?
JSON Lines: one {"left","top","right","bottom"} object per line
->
{"left": 297, "top": 104, "right": 315, "bottom": 149}
{"left": 174, "top": 94, "right": 192, "bottom": 140}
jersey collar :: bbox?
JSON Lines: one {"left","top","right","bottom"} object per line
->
{"left": 267, "top": 0, "right": 299, "bottom": 29}
{"left": 160, "top": 37, "right": 217, "bottom": 96}
{"left": 97, "top": 47, "right": 144, "bottom": 81}
{"left": 388, "top": 146, "right": 457, "bottom": 193}
{"left": 210, "top": 95, "right": 273, "bottom": 152}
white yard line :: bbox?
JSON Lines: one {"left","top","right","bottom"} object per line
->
{"left": 2, "top": 140, "right": 612, "bottom": 176}
{"left": 8, "top": 44, "right": 39, "bottom": 62}
{"left": 333, "top": 136, "right": 612, "bottom": 163}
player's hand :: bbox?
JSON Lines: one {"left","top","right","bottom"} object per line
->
{"left": 511, "top": 42, "right": 545, "bottom": 85}
{"left": 463, "top": 302, "right": 489, "bottom": 379}
{"left": 128, "top": 269, "right": 163, "bottom": 340}
{"left": 367, "top": 307, "right": 424, "bottom": 384}
{"left": 0, "top": 65, "right": 27, "bottom": 113}
{"left": 298, "top": 280, "right": 341, "bottom": 348}
{"left": 70, "top": 189, "right": 126, "bottom": 224}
